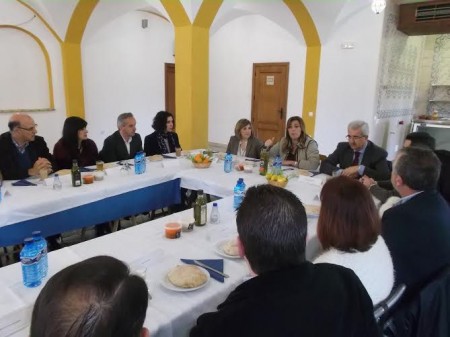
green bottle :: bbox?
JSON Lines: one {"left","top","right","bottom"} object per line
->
{"left": 259, "top": 149, "right": 269, "bottom": 176}
{"left": 71, "top": 160, "right": 82, "bottom": 187}
{"left": 193, "top": 189, "right": 207, "bottom": 226}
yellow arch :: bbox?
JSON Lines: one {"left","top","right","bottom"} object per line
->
{"left": 62, "top": 0, "right": 99, "bottom": 118}
{"left": 0, "top": 25, "right": 55, "bottom": 110}
{"left": 283, "top": 0, "right": 321, "bottom": 136}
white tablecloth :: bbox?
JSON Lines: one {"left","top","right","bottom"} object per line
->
{"left": 0, "top": 156, "right": 326, "bottom": 337}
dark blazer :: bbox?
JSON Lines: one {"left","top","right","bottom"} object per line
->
{"left": 382, "top": 191, "right": 450, "bottom": 293}
{"left": 320, "top": 140, "right": 390, "bottom": 180}
{"left": 435, "top": 150, "right": 450, "bottom": 205}
{"left": 53, "top": 138, "right": 99, "bottom": 169}
{"left": 144, "top": 131, "right": 181, "bottom": 156}
{"left": 225, "top": 136, "right": 264, "bottom": 159}
{"left": 0, "top": 132, "right": 54, "bottom": 180}
{"left": 99, "top": 131, "right": 142, "bottom": 163}
{"left": 190, "top": 262, "right": 379, "bottom": 337}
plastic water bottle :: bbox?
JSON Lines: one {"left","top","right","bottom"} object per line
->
{"left": 20, "top": 238, "right": 42, "bottom": 288}
{"left": 273, "top": 155, "right": 282, "bottom": 175}
{"left": 224, "top": 153, "right": 232, "bottom": 173}
{"left": 52, "top": 174, "right": 62, "bottom": 190}
{"left": 210, "top": 202, "right": 220, "bottom": 224}
{"left": 32, "top": 231, "right": 48, "bottom": 278}
{"left": 233, "top": 178, "right": 246, "bottom": 209}
{"left": 134, "top": 151, "right": 146, "bottom": 175}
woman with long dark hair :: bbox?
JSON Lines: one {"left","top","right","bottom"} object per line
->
{"left": 144, "top": 111, "right": 181, "bottom": 156}
{"left": 269, "top": 116, "right": 320, "bottom": 170}
{"left": 53, "top": 116, "right": 98, "bottom": 169}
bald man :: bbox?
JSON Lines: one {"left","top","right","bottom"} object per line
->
{"left": 0, "top": 113, "right": 53, "bottom": 180}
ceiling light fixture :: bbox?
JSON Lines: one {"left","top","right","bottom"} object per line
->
{"left": 371, "top": 0, "right": 386, "bottom": 14}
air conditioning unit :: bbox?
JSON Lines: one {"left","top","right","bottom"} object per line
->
{"left": 398, "top": 1, "right": 450, "bottom": 35}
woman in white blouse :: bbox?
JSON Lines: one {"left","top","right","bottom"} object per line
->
{"left": 313, "top": 175, "right": 394, "bottom": 305}
{"left": 226, "top": 119, "right": 273, "bottom": 159}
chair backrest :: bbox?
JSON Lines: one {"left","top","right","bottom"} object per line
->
{"left": 383, "top": 264, "right": 450, "bottom": 337}
{"left": 374, "top": 284, "right": 407, "bottom": 322}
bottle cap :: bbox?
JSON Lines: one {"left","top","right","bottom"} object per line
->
{"left": 54, "top": 173, "right": 59, "bottom": 177}
{"left": 24, "top": 237, "right": 33, "bottom": 244}
{"left": 237, "top": 178, "right": 243, "bottom": 183}
{"left": 213, "top": 202, "right": 218, "bottom": 206}
{"left": 31, "top": 231, "right": 41, "bottom": 236}
{"left": 198, "top": 189, "right": 204, "bottom": 194}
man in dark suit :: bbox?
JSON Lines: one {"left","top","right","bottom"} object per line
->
{"left": 382, "top": 147, "right": 450, "bottom": 293}
{"left": 99, "top": 112, "right": 143, "bottom": 163}
{"left": 320, "top": 120, "right": 390, "bottom": 180}
{"left": 0, "top": 113, "right": 53, "bottom": 180}
{"left": 190, "top": 185, "right": 379, "bottom": 337}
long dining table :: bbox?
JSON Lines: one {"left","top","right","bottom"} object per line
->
{"left": 0, "top": 153, "right": 326, "bottom": 337}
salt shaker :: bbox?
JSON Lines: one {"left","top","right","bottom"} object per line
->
{"left": 52, "top": 174, "right": 62, "bottom": 190}
{"left": 210, "top": 202, "right": 220, "bottom": 224}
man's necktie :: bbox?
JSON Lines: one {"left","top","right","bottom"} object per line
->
{"left": 352, "top": 151, "right": 360, "bottom": 166}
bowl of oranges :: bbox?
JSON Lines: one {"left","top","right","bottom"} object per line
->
{"left": 265, "top": 173, "right": 288, "bottom": 188}
{"left": 191, "top": 153, "right": 212, "bottom": 168}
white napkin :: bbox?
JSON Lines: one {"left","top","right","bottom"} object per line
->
{"left": 298, "top": 175, "right": 323, "bottom": 186}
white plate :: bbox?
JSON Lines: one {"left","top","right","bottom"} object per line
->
{"left": 297, "top": 169, "right": 314, "bottom": 177}
{"left": 214, "top": 239, "right": 242, "bottom": 259}
{"left": 160, "top": 266, "right": 210, "bottom": 292}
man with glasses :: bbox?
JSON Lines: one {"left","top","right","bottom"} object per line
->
{"left": 320, "top": 120, "right": 390, "bottom": 180}
{"left": 0, "top": 113, "right": 53, "bottom": 180}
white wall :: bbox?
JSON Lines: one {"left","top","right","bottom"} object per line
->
{"left": 0, "top": 30, "right": 48, "bottom": 109}
{"left": 0, "top": 1, "right": 67, "bottom": 150}
{"left": 314, "top": 7, "right": 385, "bottom": 156}
{"left": 82, "top": 10, "right": 174, "bottom": 148}
{"left": 209, "top": 14, "right": 306, "bottom": 145}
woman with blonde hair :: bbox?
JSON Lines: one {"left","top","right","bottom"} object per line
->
{"left": 269, "top": 116, "right": 320, "bottom": 170}
{"left": 226, "top": 119, "right": 273, "bottom": 159}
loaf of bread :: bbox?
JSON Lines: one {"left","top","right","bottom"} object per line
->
{"left": 222, "top": 239, "right": 239, "bottom": 256}
{"left": 167, "top": 265, "right": 207, "bottom": 288}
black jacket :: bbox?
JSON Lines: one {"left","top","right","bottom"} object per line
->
{"left": 0, "top": 132, "right": 54, "bottom": 180}
{"left": 190, "top": 262, "right": 379, "bottom": 337}
{"left": 382, "top": 191, "right": 450, "bottom": 293}
{"left": 144, "top": 131, "right": 180, "bottom": 156}
{"left": 99, "top": 131, "right": 142, "bottom": 163}
{"left": 320, "top": 140, "right": 390, "bottom": 180}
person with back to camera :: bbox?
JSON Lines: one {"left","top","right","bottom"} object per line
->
{"left": 382, "top": 147, "right": 450, "bottom": 294}
{"left": 144, "top": 111, "right": 181, "bottom": 156}
{"left": 190, "top": 184, "right": 379, "bottom": 337}
{"left": 313, "top": 175, "right": 394, "bottom": 305}
{"left": 53, "top": 116, "right": 98, "bottom": 169}
{"left": 30, "top": 255, "right": 149, "bottom": 337}
{"left": 269, "top": 116, "right": 320, "bottom": 170}
{"left": 225, "top": 118, "right": 273, "bottom": 159}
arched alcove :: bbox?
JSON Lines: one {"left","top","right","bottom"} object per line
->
{"left": 0, "top": 26, "right": 54, "bottom": 112}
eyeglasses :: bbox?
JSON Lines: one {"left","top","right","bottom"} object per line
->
{"left": 345, "top": 135, "right": 366, "bottom": 140}
{"left": 18, "top": 124, "right": 37, "bottom": 132}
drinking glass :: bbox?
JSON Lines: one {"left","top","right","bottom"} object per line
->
{"left": 38, "top": 168, "right": 48, "bottom": 185}
{"left": 96, "top": 160, "right": 104, "bottom": 171}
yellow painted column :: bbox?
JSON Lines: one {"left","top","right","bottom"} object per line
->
{"left": 62, "top": 0, "right": 99, "bottom": 118}
{"left": 162, "top": 0, "right": 222, "bottom": 150}
{"left": 284, "top": 0, "right": 321, "bottom": 137}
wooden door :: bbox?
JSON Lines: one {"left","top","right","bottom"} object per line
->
{"left": 251, "top": 63, "right": 289, "bottom": 142}
{"left": 165, "top": 63, "right": 175, "bottom": 118}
